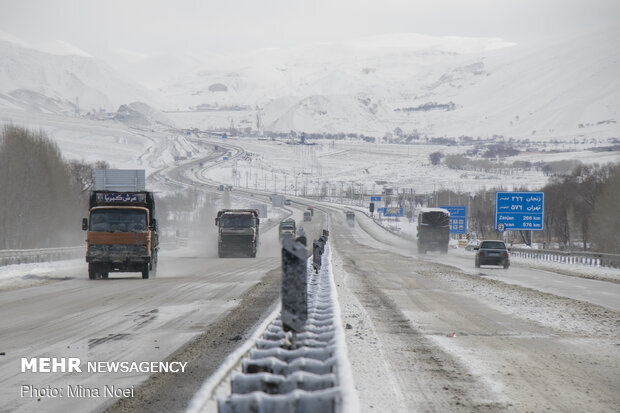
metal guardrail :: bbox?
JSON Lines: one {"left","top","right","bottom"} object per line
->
{"left": 509, "top": 247, "right": 620, "bottom": 269}
{"left": 0, "top": 247, "right": 85, "bottom": 267}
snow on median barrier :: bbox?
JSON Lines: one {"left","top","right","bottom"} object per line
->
{"left": 186, "top": 234, "right": 358, "bottom": 413}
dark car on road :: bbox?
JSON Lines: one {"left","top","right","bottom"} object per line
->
{"left": 474, "top": 240, "right": 510, "bottom": 269}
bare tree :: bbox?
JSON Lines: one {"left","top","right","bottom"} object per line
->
{"left": 68, "top": 159, "right": 110, "bottom": 192}
{"left": 589, "top": 165, "right": 620, "bottom": 253}
{"left": 429, "top": 151, "right": 443, "bottom": 166}
{"left": 0, "top": 126, "right": 90, "bottom": 248}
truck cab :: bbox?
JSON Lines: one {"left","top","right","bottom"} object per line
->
{"left": 278, "top": 218, "right": 296, "bottom": 242}
{"left": 84, "top": 190, "right": 158, "bottom": 279}
{"left": 215, "top": 209, "right": 260, "bottom": 258}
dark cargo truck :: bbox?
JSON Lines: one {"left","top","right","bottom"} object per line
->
{"left": 215, "top": 209, "right": 260, "bottom": 257}
{"left": 417, "top": 208, "right": 450, "bottom": 254}
{"left": 82, "top": 170, "right": 158, "bottom": 280}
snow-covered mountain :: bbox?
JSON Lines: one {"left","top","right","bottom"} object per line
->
{"left": 160, "top": 29, "right": 620, "bottom": 140}
{"left": 0, "top": 37, "right": 158, "bottom": 115}
{"left": 1, "top": 28, "right": 618, "bottom": 141}
{"left": 161, "top": 34, "right": 514, "bottom": 109}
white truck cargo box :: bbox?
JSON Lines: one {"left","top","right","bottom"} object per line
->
{"left": 95, "top": 169, "right": 146, "bottom": 191}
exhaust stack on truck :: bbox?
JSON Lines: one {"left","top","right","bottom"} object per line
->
{"left": 82, "top": 169, "right": 158, "bottom": 279}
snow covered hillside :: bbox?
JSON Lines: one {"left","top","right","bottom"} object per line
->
{"left": 0, "top": 37, "right": 157, "bottom": 115}
{"left": 161, "top": 29, "right": 620, "bottom": 140}
{"left": 1, "top": 28, "right": 618, "bottom": 143}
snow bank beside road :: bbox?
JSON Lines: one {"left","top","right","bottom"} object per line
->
{"left": 0, "top": 259, "right": 86, "bottom": 291}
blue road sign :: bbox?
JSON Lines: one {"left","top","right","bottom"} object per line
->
{"left": 370, "top": 196, "right": 382, "bottom": 202}
{"left": 383, "top": 207, "right": 403, "bottom": 217}
{"left": 439, "top": 205, "right": 467, "bottom": 234}
{"left": 495, "top": 192, "right": 544, "bottom": 231}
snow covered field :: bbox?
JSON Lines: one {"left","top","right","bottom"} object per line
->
{"left": 190, "top": 134, "right": 620, "bottom": 197}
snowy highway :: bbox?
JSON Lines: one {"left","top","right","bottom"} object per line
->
{"left": 0, "top": 161, "right": 329, "bottom": 413}
{"left": 0, "top": 133, "right": 617, "bottom": 412}
{"left": 1, "top": 146, "right": 619, "bottom": 413}
{"left": 0, "top": 244, "right": 283, "bottom": 412}
{"left": 327, "top": 209, "right": 619, "bottom": 413}
{"left": 0, "top": 189, "right": 618, "bottom": 412}
{"left": 429, "top": 249, "right": 620, "bottom": 311}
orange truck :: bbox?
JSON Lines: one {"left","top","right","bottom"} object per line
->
{"left": 82, "top": 170, "right": 158, "bottom": 280}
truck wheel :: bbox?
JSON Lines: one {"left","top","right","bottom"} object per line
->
{"left": 88, "top": 264, "right": 97, "bottom": 280}
{"left": 142, "top": 264, "right": 150, "bottom": 279}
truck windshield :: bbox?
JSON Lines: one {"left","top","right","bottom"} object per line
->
{"left": 90, "top": 209, "right": 148, "bottom": 232}
{"left": 221, "top": 216, "right": 253, "bottom": 228}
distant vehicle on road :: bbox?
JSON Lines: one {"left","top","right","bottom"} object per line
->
{"left": 307, "top": 206, "right": 314, "bottom": 216}
{"left": 303, "top": 211, "right": 312, "bottom": 222}
{"left": 345, "top": 211, "right": 355, "bottom": 227}
{"left": 278, "top": 218, "right": 296, "bottom": 242}
{"left": 284, "top": 199, "right": 292, "bottom": 206}
{"left": 417, "top": 208, "right": 450, "bottom": 254}
{"left": 215, "top": 209, "right": 260, "bottom": 258}
{"left": 474, "top": 240, "right": 510, "bottom": 269}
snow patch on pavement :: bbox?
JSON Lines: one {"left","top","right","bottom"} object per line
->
{"left": 0, "top": 259, "right": 85, "bottom": 290}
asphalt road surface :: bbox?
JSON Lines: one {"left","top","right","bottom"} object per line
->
{"left": 329, "top": 209, "right": 619, "bottom": 413}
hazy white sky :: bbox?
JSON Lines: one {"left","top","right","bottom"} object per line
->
{"left": 1, "top": 0, "right": 618, "bottom": 57}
